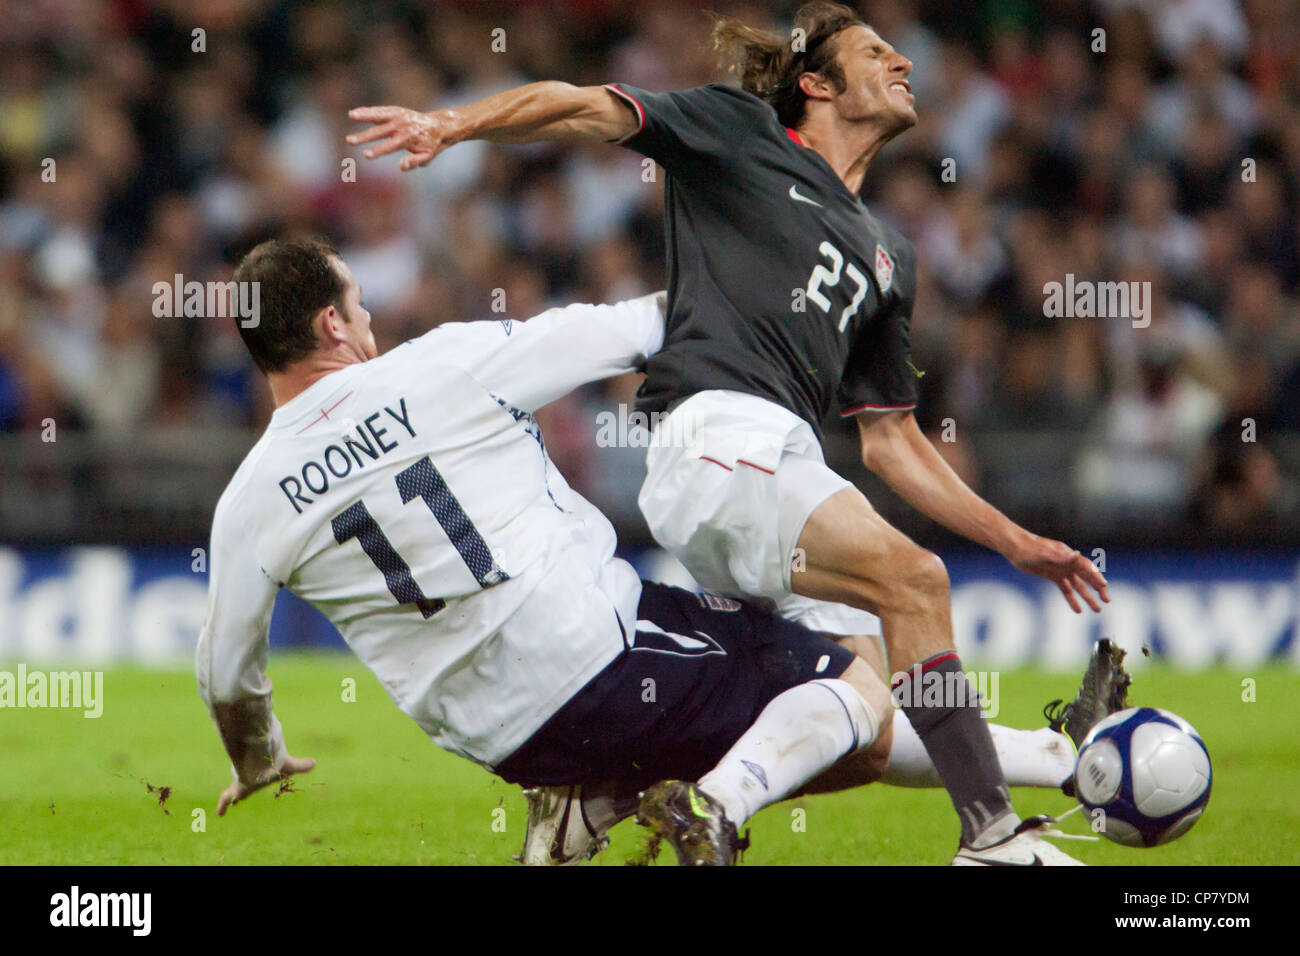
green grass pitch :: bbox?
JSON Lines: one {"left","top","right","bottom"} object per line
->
{"left": 3, "top": 654, "right": 1297, "bottom": 865}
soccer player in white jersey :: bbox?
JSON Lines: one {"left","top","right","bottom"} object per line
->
{"left": 198, "top": 237, "right": 911, "bottom": 864}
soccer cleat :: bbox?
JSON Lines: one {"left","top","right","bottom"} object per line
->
{"left": 635, "top": 780, "right": 749, "bottom": 866}
{"left": 1044, "top": 638, "right": 1133, "bottom": 751}
{"left": 515, "top": 783, "right": 637, "bottom": 865}
{"left": 952, "top": 816, "right": 1087, "bottom": 866}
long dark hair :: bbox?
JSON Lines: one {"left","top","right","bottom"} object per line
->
{"left": 711, "top": 2, "right": 867, "bottom": 127}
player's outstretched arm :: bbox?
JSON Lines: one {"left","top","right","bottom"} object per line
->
{"left": 197, "top": 501, "right": 316, "bottom": 814}
{"left": 348, "top": 82, "right": 637, "bottom": 171}
{"left": 440, "top": 291, "right": 666, "bottom": 414}
{"left": 200, "top": 657, "right": 318, "bottom": 816}
{"left": 856, "top": 410, "right": 1109, "bottom": 614}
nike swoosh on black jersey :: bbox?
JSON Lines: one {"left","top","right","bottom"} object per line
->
{"left": 788, "top": 184, "right": 823, "bottom": 207}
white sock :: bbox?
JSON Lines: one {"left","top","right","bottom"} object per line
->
{"left": 994, "top": 725, "right": 1076, "bottom": 788}
{"left": 882, "top": 711, "right": 1075, "bottom": 789}
{"left": 698, "top": 679, "right": 879, "bottom": 827}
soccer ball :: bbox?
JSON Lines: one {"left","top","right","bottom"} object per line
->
{"left": 1073, "top": 707, "right": 1211, "bottom": 847}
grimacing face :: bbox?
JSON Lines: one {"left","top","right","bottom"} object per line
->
{"left": 826, "top": 25, "right": 917, "bottom": 135}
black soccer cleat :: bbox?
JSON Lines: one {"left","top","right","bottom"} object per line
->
{"left": 635, "top": 780, "right": 749, "bottom": 866}
{"left": 1044, "top": 638, "right": 1134, "bottom": 795}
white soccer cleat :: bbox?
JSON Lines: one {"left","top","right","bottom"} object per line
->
{"left": 515, "top": 784, "right": 634, "bottom": 865}
{"left": 951, "top": 816, "right": 1087, "bottom": 866}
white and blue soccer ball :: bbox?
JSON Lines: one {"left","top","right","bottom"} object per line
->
{"left": 1073, "top": 707, "right": 1212, "bottom": 848}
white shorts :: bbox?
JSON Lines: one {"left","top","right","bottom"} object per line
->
{"left": 638, "top": 390, "right": 882, "bottom": 638}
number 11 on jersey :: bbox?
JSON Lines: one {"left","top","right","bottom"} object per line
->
{"left": 331, "top": 455, "right": 508, "bottom": 618}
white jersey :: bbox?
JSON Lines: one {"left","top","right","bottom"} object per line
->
{"left": 196, "top": 295, "right": 664, "bottom": 768}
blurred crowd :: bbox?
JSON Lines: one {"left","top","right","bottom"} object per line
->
{"left": 2, "top": 0, "right": 1299, "bottom": 542}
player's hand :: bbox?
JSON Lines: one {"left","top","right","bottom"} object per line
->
{"left": 216, "top": 754, "right": 316, "bottom": 816}
{"left": 1006, "top": 535, "right": 1109, "bottom": 614}
{"left": 347, "top": 105, "right": 460, "bottom": 171}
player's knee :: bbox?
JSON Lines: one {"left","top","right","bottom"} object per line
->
{"left": 912, "top": 550, "right": 949, "bottom": 601}
{"left": 834, "top": 633, "right": 886, "bottom": 679}
{"left": 877, "top": 546, "right": 949, "bottom": 616}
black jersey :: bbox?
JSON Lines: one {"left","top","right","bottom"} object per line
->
{"left": 606, "top": 82, "right": 920, "bottom": 440}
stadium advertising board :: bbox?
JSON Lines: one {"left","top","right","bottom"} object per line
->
{"left": 0, "top": 547, "right": 1295, "bottom": 669}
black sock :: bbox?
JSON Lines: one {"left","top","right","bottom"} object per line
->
{"left": 897, "top": 651, "right": 1014, "bottom": 846}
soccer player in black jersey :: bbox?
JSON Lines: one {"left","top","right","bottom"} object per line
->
{"left": 349, "top": 2, "right": 1112, "bottom": 865}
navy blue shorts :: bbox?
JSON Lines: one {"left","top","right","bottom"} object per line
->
{"left": 494, "top": 581, "right": 854, "bottom": 789}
